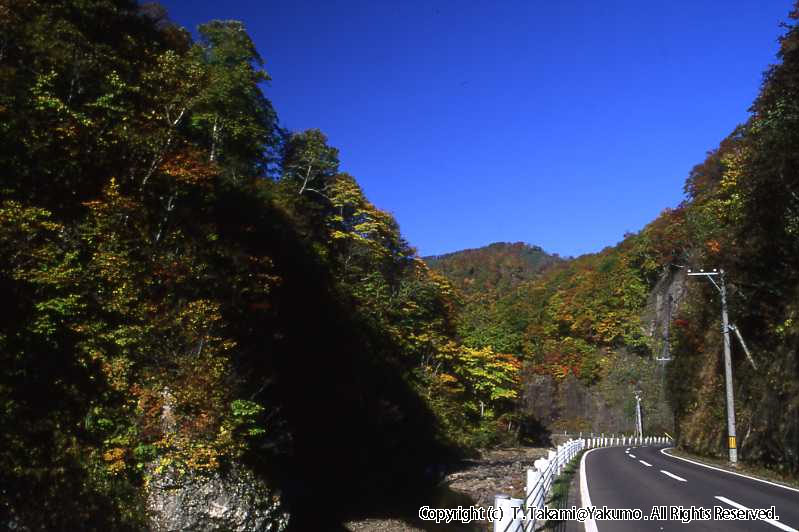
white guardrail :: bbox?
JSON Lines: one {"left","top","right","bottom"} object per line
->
{"left": 493, "top": 435, "right": 672, "bottom": 532}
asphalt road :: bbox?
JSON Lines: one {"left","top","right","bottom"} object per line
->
{"left": 581, "top": 445, "right": 799, "bottom": 532}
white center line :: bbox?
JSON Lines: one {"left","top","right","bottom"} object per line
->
{"left": 715, "top": 496, "right": 798, "bottom": 532}
{"left": 639, "top": 460, "right": 652, "bottom": 467}
{"left": 629, "top": 454, "right": 637, "bottom": 458}
{"left": 660, "top": 470, "right": 687, "bottom": 482}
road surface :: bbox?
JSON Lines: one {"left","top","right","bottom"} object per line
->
{"left": 580, "top": 445, "right": 799, "bottom": 531}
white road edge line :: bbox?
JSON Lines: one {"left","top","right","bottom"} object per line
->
{"left": 660, "top": 447, "right": 799, "bottom": 493}
{"left": 660, "top": 469, "right": 687, "bottom": 482}
{"left": 639, "top": 460, "right": 652, "bottom": 467}
{"left": 580, "top": 447, "right": 600, "bottom": 532}
{"left": 715, "top": 495, "right": 798, "bottom": 532}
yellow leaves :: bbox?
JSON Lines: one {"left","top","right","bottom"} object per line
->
{"left": 178, "top": 299, "right": 222, "bottom": 333}
{"left": 151, "top": 434, "right": 222, "bottom": 473}
{"left": 100, "top": 355, "right": 133, "bottom": 392}
{"left": 437, "top": 373, "right": 458, "bottom": 384}
{"left": 436, "top": 345, "right": 520, "bottom": 405}
{"left": 327, "top": 172, "right": 364, "bottom": 210}
{"left": 774, "top": 316, "right": 795, "bottom": 338}
{"left": 83, "top": 179, "right": 139, "bottom": 241}
{"left": 719, "top": 146, "right": 749, "bottom": 192}
{"left": 0, "top": 201, "right": 65, "bottom": 274}
{"left": 330, "top": 229, "right": 349, "bottom": 240}
{"left": 103, "top": 447, "right": 127, "bottom": 475}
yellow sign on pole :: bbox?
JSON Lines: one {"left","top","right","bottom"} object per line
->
{"left": 729, "top": 436, "right": 737, "bottom": 449}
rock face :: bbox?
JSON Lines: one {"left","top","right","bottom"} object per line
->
{"left": 643, "top": 267, "right": 687, "bottom": 351}
{"left": 147, "top": 463, "right": 289, "bottom": 532}
{"left": 522, "top": 374, "right": 628, "bottom": 435}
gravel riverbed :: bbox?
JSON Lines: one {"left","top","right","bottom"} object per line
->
{"left": 345, "top": 447, "right": 550, "bottom": 532}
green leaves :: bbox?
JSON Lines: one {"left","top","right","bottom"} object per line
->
{"left": 281, "top": 128, "right": 340, "bottom": 196}
{"left": 191, "top": 20, "right": 278, "bottom": 177}
{"left": 230, "top": 399, "right": 267, "bottom": 437}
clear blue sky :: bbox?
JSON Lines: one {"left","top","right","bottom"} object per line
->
{"left": 159, "top": 0, "right": 792, "bottom": 258}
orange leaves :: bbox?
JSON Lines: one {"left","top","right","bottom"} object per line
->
{"left": 158, "top": 149, "right": 218, "bottom": 187}
{"left": 83, "top": 177, "right": 138, "bottom": 218}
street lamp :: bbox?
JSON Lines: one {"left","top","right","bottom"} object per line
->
{"left": 686, "top": 268, "right": 737, "bottom": 464}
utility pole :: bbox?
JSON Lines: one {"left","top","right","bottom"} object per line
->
{"left": 687, "top": 268, "right": 737, "bottom": 464}
{"left": 634, "top": 390, "right": 643, "bottom": 439}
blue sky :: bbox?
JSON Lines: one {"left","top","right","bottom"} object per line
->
{"left": 159, "top": 0, "right": 792, "bottom": 258}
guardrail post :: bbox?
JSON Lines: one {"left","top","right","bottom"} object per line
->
{"left": 527, "top": 468, "right": 542, "bottom": 509}
{"left": 536, "top": 456, "right": 551, "bottom": 498}
{"left": 494, "top": 495, "right": 523, "bottom": 532}
{"left": 554, "top": 445, "right": 560, "bottom": 475}
{"left": 549, "top": 449, "right": 558, "bottom": 475}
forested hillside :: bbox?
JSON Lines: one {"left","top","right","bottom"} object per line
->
{"left": 424, "top": 242, "right": 561, "bottom": 297}
{"left": 3, "top": 1, "right": 799, "bottom": 528}
{"left": 424, "top": 242, "right": 561, "bottom": 359}
{"left": 0, "top": 1, "right": 520, "bottom": 528}
{"left": 429, "top": 6, "right": 799, "bottom": 476}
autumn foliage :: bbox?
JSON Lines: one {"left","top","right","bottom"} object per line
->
{"left": 0, "top": 1, "right": 517, "bottom": 528}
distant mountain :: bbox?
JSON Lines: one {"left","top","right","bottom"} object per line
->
{"left": 424, "top": 242, "right": 562, "bottom": 295}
